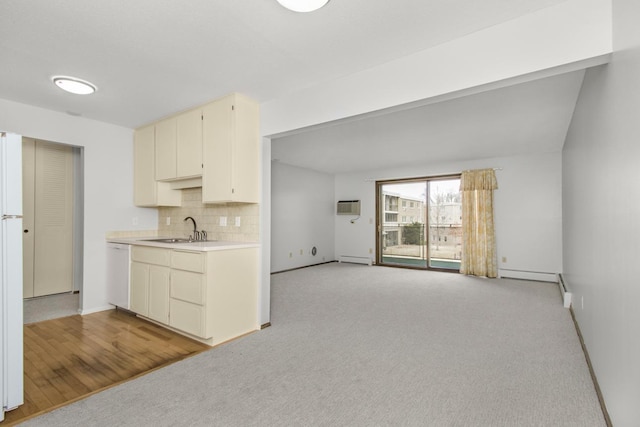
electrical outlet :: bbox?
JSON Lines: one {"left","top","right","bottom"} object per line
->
{"left": 220, "top": 216, "right": 227, "bottom": 227}
{"left": 369, "top": 218, "right": 373, "bottom": 224}
{"left": 501, "top": 256, "right": 507, "bottom": 263}
{"left": 299, "top": 249, "right": 303, "bottom": 255}
{"left": 289, "top": 252, "right": 293, "bottom": 258}
{"left": 369, "top": 248, "right": 373, "bottom": 254}
{"left": 235, "top": 216, "right": 241, "bottom": 227}
{"left": 166, "top": 217, "right": 171, "bottom": 226}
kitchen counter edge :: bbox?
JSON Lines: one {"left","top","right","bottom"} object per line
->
{"left": 106, "top": 237, "right": 260, "bottom": 252}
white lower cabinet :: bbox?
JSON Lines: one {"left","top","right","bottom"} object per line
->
{"left": 148, "top": 266, "right": 170, "bottom": 324}
{"left": 169, "top": 299, "right": 205, "bottom": 338}
{"left": 130, "top": 245, "right": 258, "bottom": 346}
{"left": 130, "top": 247, "right": 171, "bottom": 323}
{"left": 130, "top": 261, "right": 150, "bottom": 316}
{"left": 169, "top": 250, "right": 207, "bottom": 337}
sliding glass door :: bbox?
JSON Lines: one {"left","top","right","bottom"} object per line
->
{"left": 377, "top": 176, "right": 461, "bottom": 271}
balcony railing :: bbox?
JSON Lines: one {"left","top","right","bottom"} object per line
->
{"left": 380, "top": 224, "right": 461, "bottom": 270}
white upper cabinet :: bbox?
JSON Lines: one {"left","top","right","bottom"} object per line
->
{"left": 202, "top": 93, "right": 259, "bottom": 204}
{"left": 134, "top": 125, "right": 181, "bottom": 207}
{"left": 154, "top": 117, "right": 177, "bottom": 181}
{"left": 176, "top": 109, "right": 203, "bottom": 178}
{"left": 155, "top": 108, "right": 203, "bottom": 181}
{"left": 134, "top": 93, "right": 258, "bottom": 206}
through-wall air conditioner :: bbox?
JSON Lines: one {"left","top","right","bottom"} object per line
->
{"left": 337, "top": 200, "right": 361, "bottom": 215}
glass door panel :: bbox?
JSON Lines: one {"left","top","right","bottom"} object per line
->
{"left": 378, "top": 181, "right": 427, "bottom": 268}
{"left": 427, "top": 178, "right": 461, "bottom": 270}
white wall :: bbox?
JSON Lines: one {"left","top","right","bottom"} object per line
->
{"left": 0, "top": 98, "right": 157, "bottom": 313}
{"left": 562, "top": 0, "right": 640, "bottom": 424}
{"left": 335, "top": 152, "right": 563, "bottom": 277}
{"left": 271, "top": 162, "right": 335, "bottom": 272}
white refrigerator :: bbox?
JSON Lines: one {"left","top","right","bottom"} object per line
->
{"left": 0, "top": 132, "right": 24, "bottom": 421}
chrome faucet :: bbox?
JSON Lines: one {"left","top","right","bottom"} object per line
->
{"left": 184, "top": 216, "right": 197, "bottom": 241}
{"left": 184, "top": 216, "right": 207, "bottom": 241}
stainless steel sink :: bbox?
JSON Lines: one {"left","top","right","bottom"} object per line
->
{"left": 143, "top": 238, "right": 217, "bottom": 244}
{"left": 144, "top": 238, "right": 192, "bottom": 243}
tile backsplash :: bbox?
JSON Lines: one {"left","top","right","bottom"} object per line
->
{"left": 157, "top": 188, "right": 259, "bottom": 242}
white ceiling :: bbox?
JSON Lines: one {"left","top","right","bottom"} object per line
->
{"left": 2, "top": 0, "right": 587, "bottom": 175}
{"left": 1, "top": 0, "right": 566, "bottom": 129}
{"left": 272, "top": 70, "right": 585, "bottom": 174}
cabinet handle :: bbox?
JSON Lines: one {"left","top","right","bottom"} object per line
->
{"left": 24, "top": 229, "right": 29, "bottom": 233}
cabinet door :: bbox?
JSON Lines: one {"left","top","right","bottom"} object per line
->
{"left": 202, "top": 96, "right": 233, "bottom": 202}
{"left": 133, "top": 126, "right": 157, "bottom": 206}
{"left": 176, "top": 109, "right": 203, "bottom": 179}
{"left": 202, "top": 94, "right": 259, "bottom": 203}
{"left": 229, "top": 94, "right": 259, "bottom": 203}
{"left": 155, "top": 117, "right": 177, "bottom": 181}
{"left": 133, "top": 126, "right": 181, "bottom": 207}
{"left": 130, "top": 261, "right": 149, "bottom": 316}
{"left": 148, "top": 266, "right": 170, "bottom": 324}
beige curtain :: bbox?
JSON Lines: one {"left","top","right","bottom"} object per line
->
{"left": 460, "top": 169, "right": 498, "bottom": 278}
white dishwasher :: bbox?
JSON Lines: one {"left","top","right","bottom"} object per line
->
{"left": 107, "top": 242, "right": 131, "bottom": 310}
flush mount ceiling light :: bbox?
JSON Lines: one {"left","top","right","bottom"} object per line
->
{"left": 52, "top": 76, "right": 97, "bottom": 95}
{"left": 276, "top": 0, "right": 330, "bottom": 13}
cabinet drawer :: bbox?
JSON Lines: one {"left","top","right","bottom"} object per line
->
{"left": 131, "top": 246, "right": 170, "bottom": 266}
{"left": 170, "top": 270, "right": 205, "bottom": 305}
{"left": 171, "top": 250, "right": 205, "bottom": 272}
{"left": 170, "top": 299, "right": 207, "bottom": 338}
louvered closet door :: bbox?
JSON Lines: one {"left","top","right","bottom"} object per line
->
{"left": 33, "top": 141, "right": 74, "bottom": 297}
{"left": 22, "top": 138, "right": 36, "bottom": 298}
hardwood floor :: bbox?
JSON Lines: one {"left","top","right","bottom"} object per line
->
{"left": 3, "top": 309, "right": 210, "bottom": 426}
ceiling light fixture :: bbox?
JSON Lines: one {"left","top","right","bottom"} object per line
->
{"left": 52, "top": 76, "right": 97, "bottom": 95}
{"left": 276, "top": 0, "right": 330, "bottom": 13}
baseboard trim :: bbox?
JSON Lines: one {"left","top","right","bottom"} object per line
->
{"left": 271, "top": 260, "right": 337, "bottom": 275}
{"left": 79, "top": 305, "right": 114, "bottom": 315}
{"left": 569, "top": 307, "right": 612, "bottom": 427}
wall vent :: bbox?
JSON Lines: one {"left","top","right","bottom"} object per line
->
{"left": 337, "top": 200, "right": 360, "bottom": 215}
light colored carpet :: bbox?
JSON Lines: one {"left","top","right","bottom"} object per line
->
{"left": 21, "top": 263, "right": 605, "bottom": 426}
{"left": 23, "top": 292, "right": 79, "bottom": 324}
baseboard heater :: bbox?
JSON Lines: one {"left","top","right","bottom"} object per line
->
{"left": 339, "top": 255, "right": 372, "bottom": 266}
{"left": 498, "top": 269, "right": 557, "bottom": 283}
{"left": 557, "top": 274, "right": 572, "bottom": 309}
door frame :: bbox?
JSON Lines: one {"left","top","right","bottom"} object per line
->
{"left": 375, "top": 174, "right": 461, "bottom": 272}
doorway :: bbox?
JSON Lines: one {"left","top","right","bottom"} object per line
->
{"left": 22, "top": 137, "right": 83, "bottom": 319}
{"left": 376, "top": 176, "right": 461, "bottom": 271}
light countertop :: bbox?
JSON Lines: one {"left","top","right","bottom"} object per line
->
{"left": 107, "top": 237, "right": 259, "bottom": 252}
